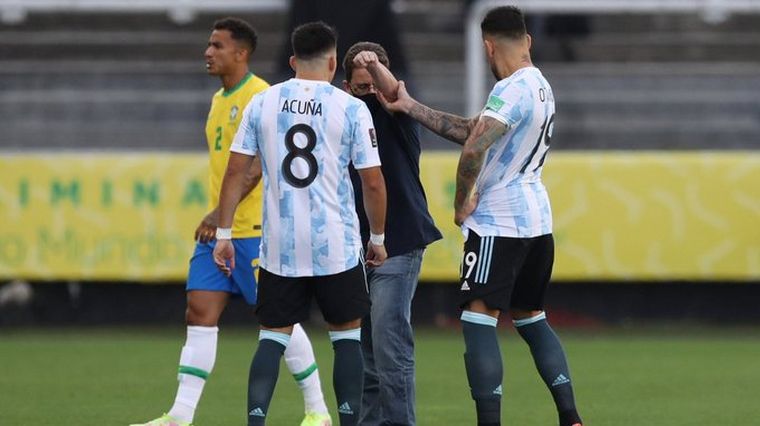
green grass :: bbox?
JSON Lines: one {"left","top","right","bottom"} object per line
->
{"left": 1, "top": 326, "right": 758, "bottom": 425}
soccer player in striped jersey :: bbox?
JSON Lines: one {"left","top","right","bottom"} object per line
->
{"left": 213, "top": 22, "right": 387, "bottom": 426}
{"left": 379, "top": 6, "right": 582, "bottom": 426}
{"left": 131, "top": 18, "right": 330, "bottom": 426}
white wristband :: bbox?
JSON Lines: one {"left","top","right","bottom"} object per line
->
{"left": 369, "top": 233, "right": 385, "bottom": 246}
{"left": 215, "top": 227, "right": 232, "bottom": 240}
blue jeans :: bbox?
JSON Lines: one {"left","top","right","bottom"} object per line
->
{"left": 360, "top": 249, "right": 424, "bottom": 426}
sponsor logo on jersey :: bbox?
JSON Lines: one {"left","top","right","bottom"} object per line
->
{"left": 230, "top": 105, "right": 239, "bottom": 122}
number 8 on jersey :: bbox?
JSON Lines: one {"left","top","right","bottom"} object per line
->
{"left": 282, "top": 123, "right": 318, "bottom": 188}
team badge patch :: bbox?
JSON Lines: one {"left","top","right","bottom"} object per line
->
{"left": 369, "top": 128, "right": 378, "bottom": 147}
{"left": 486, "top": 95, "right": 505, "bottom": 112}
{"left": 230, "top": 105, "right": 239, "bottom": 121}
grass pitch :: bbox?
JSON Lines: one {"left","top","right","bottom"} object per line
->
{"left": 1, "top": 326, "right": 758, "bottom": 425}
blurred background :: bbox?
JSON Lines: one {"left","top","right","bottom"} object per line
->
{"left": 1, "top": 0, "right": 757, "bottom": 325}
{"left": 0, "top": 1, "right": 759, "bottom": 423}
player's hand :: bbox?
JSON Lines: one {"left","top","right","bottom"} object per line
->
{"left": 194, "top": 212, "right": 219, "bottom": 243}
{"left": 454, "top": 192, "right": 479, "bottom": 226}
{"left": 365, "top": 241, "right": 388, "bottom": 267}
{"left": 376, "top": 80, "right": 413, "bottom": 114}
{"left": 353, "top": 50, "right": 379, "bottom": 68}
{"left": 213, "top": 239, "right": 235, "bottom": 276}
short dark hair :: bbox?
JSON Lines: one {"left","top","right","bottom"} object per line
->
{"left": 343, "top": 42, "right": 390, "bottom": 81}
{"left": 291, "top": 21, "right": 338, "bottom": 60}
{"left": 213, "top": 17, "right": 258, "bottom": 53}
{"left": 480, "top": 6, "right": 527, "bottom": 40}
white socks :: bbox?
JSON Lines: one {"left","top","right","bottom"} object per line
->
{"left": 166, "top": 324, "right": 326, "bottom": 421}
{"left": 285, "top": 323, "right": 329, "bottom": 415}
{"left": 168, "top": 326, "right": 218, "bottom": 423}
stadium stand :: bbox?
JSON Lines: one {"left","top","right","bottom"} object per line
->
{"left": 1, "top": 0, "right": 759, "bottom": 151}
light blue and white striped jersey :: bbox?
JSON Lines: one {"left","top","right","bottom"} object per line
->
{"left": 465, "top": 67, "right": 555, "bottom": 238}
{"left": 231, "top": 78, "right": 380, "bottom": 277}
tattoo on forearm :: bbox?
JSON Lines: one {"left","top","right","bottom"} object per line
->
{"left": 409, "top": 103, "right": 475, "bottom": 145}
{"left": 455, "top": 156, "right": 482, "bottom": 209}
{"left": 454, "top": 118, "right": 508, "bottom": 209}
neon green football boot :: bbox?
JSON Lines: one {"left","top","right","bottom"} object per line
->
{"left": 300, "top": 411, "right": 332, "bottom": 426}
{"left": 129, "top": 413, "right": 192, "bottom": 426}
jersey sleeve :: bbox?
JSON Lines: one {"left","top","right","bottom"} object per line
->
{"left": 230, "top": 95, "right": 261, "bottom": 156}
{"left": 350, "top": 101, "right": 382, "bottom": 170}
{"left": 250, "top": 75, "right": 270, "bottom": 94}
{"left": 481, "top": 81, "right": 526, "bottom": 127}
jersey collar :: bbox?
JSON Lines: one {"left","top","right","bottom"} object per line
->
{"left": 222, "top": 73, "right": 253, "bottom": 97}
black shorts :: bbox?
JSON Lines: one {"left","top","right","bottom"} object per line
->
{"left": 256, "top": 262, "right": 371, "bottom": 328}
{"left": 458, "top": 229, "right": 554, "bottom": 312}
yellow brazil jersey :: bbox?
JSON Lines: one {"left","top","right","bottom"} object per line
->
{"left": 205, "top": 73, "right": 269, "bottom": 238}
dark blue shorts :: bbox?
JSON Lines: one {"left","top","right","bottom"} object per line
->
{"left": 186, "top": 238, "right": 260, "bottom": 305}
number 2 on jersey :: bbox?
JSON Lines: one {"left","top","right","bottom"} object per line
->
{"left": 214, "top": 126, "right": 222, "bottom": 151}
{"left": 282, "top": 123, "right": 319, "bottom": 188}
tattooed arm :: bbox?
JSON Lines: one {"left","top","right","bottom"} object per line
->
{"left": 408, "top": 100, "right": 478, "bottom": 146}
{"left": 377, "top": 81, "right": 477, "bottom": 145}
{"left": 454, "top": 116, "right": 509, "bottom": 226}
{"left": 356, "top": 54, "right": 475, "bottom": 144}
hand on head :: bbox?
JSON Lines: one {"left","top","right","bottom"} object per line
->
{"left": 353, "top": 50, "right": 380, "bottom": 68}
{"left": 376, "top": 80, "right": 413, "bottom": 114}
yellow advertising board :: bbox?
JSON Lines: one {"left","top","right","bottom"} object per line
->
{"left": 0, "top": 151, "right": 758, "bottom": 282}
{"left": 0, "top": 153, "right": 207, "bottom": 281}
{"left": 420, "top": 151, "right": 760, "bottom": 281}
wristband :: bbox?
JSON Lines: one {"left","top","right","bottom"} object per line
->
{"left": 369, "top": 233, "right": 385, "bottom": 246}
{"left": 215, "top": 227, "right": 232, "bottom": 240}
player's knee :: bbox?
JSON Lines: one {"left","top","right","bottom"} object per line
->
{"left": 185, "top": 302, "right": 220, "bottom": 326}
{"left": 510, "top": 309, "right": 544, "bottom": 321}
{"left": 464, "top": 299, "right": 501, "bottom": 318}
{"left": 327, "top": 318, "right": 362, "bottom": 331}
{"left": 260, "top": 324, "right": 294, "bottom": 335}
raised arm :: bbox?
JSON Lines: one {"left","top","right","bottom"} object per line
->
{"left": 378, "top": 81, "right": 477, "bottom": 146}
{"left": 454, "top": 116, "right": 509, "bottom": 225}
{"left": 353, "top": 49, "right": 476, "bottom": 144}
{"left": 353, "top": 50, "right": 400, "bottom": 102}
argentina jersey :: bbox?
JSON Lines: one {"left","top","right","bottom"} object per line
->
{"left": 231, "top": 78, "right": 380, "bottom": 277}
{"left": 466, "top": 67, "right": 555, "bottom": 238}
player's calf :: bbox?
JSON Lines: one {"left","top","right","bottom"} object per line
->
{"left": 286, "top": 324, "right": 330, "bottom": 423}
{"left": 513, "top": 311, "right": 582, "bottom": 426}
{"left": 329, "top": 326, "right": 363, "bottom": 426}
{"left": 248, "top": 329, "right": 291, "bottom": 426}
{"left": 462, "top": 310, "right": 503, "bottom": 426}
